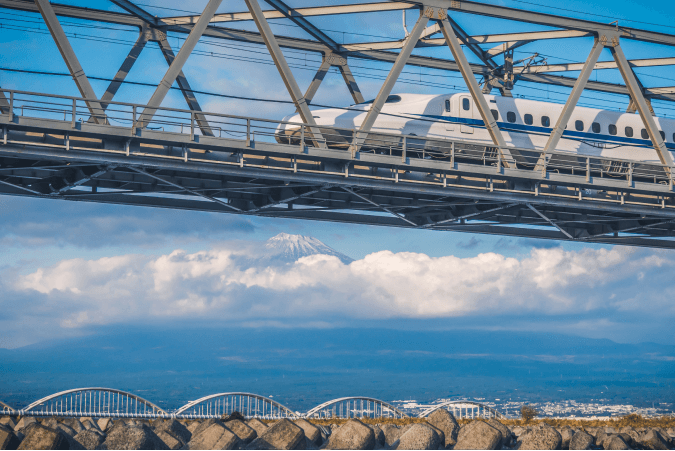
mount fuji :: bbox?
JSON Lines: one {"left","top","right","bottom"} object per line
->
{"left": 258, "top": 233, "right": 353, "bottom": 265}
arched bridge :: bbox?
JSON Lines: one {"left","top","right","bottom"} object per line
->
{"left": 305, "top": 397, "right": 407, "bottom": 419}
{"left": 419, "top": 400, "right": 505, "bottom": 419}
{"left": 175, "top": 392, "right": 298, "bottom": 419}
{"left": 0, "top": 401, "right": 13, "bottom": 414}
{"left": 1, "top": 388, "right": 507, "bottom": 419}
{"left": 19, "top": 388, "right": 167, "bottom": 418}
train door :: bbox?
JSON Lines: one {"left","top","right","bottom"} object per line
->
{"left": 459, "top": 95, "right": 474, "bottom": 134}
{"left": 442, "top": 97, "right": 454, "bottom": 131}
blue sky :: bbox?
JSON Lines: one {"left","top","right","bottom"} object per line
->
{"left": 1, "top": 0, "right": 675, "bottom": 350}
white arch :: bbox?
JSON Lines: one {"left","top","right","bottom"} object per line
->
{"left": 0, "top": 401, "right": 14, "bottom": 412}
{"left": 305, "top": 397, "right": 408, "bottom": 419}
{"left": 418, "top": 401, "right": 504, "bottom": 419}
{"left": 23, "top": 388, "right": 167, "bottom": 415}
{"left": 174, "top": 392, "right": 297, "bottom": 418}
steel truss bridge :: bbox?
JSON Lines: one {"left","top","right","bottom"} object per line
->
{"left": 0, "top": 388, "right": 502, "bottom": 420}
{"left": 2, "top": 1, "right": 675, "bottom": 247}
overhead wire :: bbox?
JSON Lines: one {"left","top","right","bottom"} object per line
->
{"left": 2, "top": 8, "right": 675, "bottom": 116}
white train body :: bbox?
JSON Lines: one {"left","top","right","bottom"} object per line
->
{"left": 278, "top": 93, "right": 675, "bottom": 164}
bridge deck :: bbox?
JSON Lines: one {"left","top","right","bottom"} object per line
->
{"left": 2, "top": 89, "right": 675, "bottom": 248}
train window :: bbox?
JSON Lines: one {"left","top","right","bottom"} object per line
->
{"left": 541, "top": 116, "right": 550, "bottom": 127}
{"left": 491, "top": 109, "right": 499, "bottom": 121}
{"left": 673, "top": 132, "right": 675, "bottom": 142}
{"left": 608, "top": 124, "right": 617, "bottom": 135}
{"left": 592, "top": 122, "right": 601, "bottom": 133}
{"left": 463, "top": 98, "right": 470, "bottom": 110}
{"left": 575, "top": 120, "right": 584, "bottom": 131}
{"left": 524, "top": 114, "right": 533, "bottom": 125}
{"left": 445, "top": 99, "right": 451, "bottom": 112}
{"left": 660, "top": 131, "right": 665, "bottom": 140}
{"left": 625, "top": 126, "right": 633, "bottom": 137}
{"left": 641, "top": 128, "right": 648, "bottom": 139}
{"left": 507, "top": 111, "right": 516, "bottom": 123}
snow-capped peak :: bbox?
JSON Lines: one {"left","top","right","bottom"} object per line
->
{"left": 264, "top": 233, "right": 353, "bottom": 264}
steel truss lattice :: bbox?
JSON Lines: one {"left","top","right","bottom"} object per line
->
{"left": 1, "top": 0, "right": 675, "bottom": 247}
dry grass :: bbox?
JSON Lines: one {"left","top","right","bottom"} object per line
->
{"left": 306, "top": 414, "right": 675, "bottom": 429}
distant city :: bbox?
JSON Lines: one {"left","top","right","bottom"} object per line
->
{"left": 392, "top": 398, "right": 675, "bottom": 419}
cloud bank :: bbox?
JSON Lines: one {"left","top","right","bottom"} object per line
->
{"left": 7, "top": 242, "right": 674, "bottom": 336}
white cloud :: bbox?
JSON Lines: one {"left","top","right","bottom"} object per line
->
{"left": 9, "top": 243, "right": 675, "bottom": 330}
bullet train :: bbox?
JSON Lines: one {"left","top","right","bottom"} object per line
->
{"left": 276, "top": 93, "right": 675, "bottom": 164}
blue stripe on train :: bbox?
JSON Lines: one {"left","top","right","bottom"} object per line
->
{"left": 413, "top": 114, "right": 675, "bottom": 151}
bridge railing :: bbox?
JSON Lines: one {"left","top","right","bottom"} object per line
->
{"left": 2, "top": 88, "right": 672, "bottom": 190}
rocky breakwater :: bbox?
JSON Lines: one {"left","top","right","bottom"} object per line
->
{"left": 1, "top": 412, "right": 674, "bottom": 450}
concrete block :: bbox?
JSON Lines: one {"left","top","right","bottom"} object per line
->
{"left": 293, "top": 420, "right": 321, "bottom": 447}
{"left": 559, "top": 426, "right": 575, "bottom": 449}
{"left": 73, "top": 429, "right": 105, "bottom": 450}
{"left": 326, "top": 419, "right": 375, "bottom": 450}
{"left": 103, "top": 422, "right": 169, "bottom": 450}
{"left": 155, "top": 430, "right": 183, "bottom": 450}
{"left": 225, "top": 419, "right": 257, "bottom": 444}
{"left": 246, "top": 419, "right": 268, "bottom": 437}
{"left": 604, "top": 435, "right": 630, "bottom": 450}
{"left": 13, "top": 418, "right": 35, "bottom": 432}
{"left": 61, "top": 419, "right": 85, "bottom": 435}
{"left": 640, "top": 429, "right": 670, "bottom": 450}
{"left": 0, "top": 425, "right": 21, "bottom": 450}
{"left": 486, "top": 419, "right": 511, "bottom": 448}
{"left": 395, "top": 423, "right": 440, "bottom": 450}
{"left": 17, "top": 424, "right": 68, "bottom": 450}
{"left": 427, "top": 409, "right": 459, "bottom": 448}
{"left": 0, "top": 418, "right": 17, "bottom": 430}
{"left": 380, "top": 424, "right": 402, "bottom": 448}
{"left": 247, "top": 418, "right": 305, "bottom": 450}
{"left": 367, "top": 424, "right": 385, "bottom": 448}
{"left": 569, "top": 431, "right": 594, "bottom": 450}
{"left": 516, "top": 424, "right": 562, "bottom": 450}
{"left": 153, "top": 419, "right": 191, "bottom": 444}
{"left": 96, "top": 418, "right": 112, "bottom": 432}
{"left": 455, "top": 420, "right": 502, "bottom": 450}
{"left": 188, "top": 422, "right": 240, "bottom": 450}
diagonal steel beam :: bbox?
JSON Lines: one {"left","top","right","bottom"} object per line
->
{"left": 586, "top": 219, "right": 675, "bottom": 239}
{"left": 526, "top": 203, "right": 574, "bottom": 239}
{"left": 303, "top": 57, "right": 333, "bottom": 106}
{"left": 129, "top": 167, "right": 242, "bottom": 212}
{"left": 0, "top": 88, "right": 10, "bottom": 116}
{"left": 136, "top": 0, "right": 222, "bottom": 130}
{"left": 245, "top": 0, "right": 325, "bottom": 146}
{"left": 0, "top": 177, "right": 43, "bottom": 195}
{"left": 422, "top": 202, "right": 519, "bottom": 228}
{"left": 156, "top": 36, "right": 214, "bottom": 136}
{"left": 262, "top": 0, "right": 340, "bottom": 53}
{"left": 249, "top": 184, "right": 333, "bottom": 212}
{"left": 610, "top": 40, "right": 675, "bottom": 167}
{"left": 352, "top": 9, "right": 430, "bottom": 153}
{"left": 446, "top": 16, "right": 496, "bottom": 70}
{"left": 337, "top": 62, "right": 365, "bottom": 104}
{"left": 54, "top": 166, "right": 112, "bottom": 195}
{"left": 341, "top": 186, "right": 417, "bottom": 226}
{"left": 34, "top": 0, "right": 107, "bottom": 124}
{"left": 100, "top": 28, "right": 148, "bottom": 108}
{"left": 536, "top": 38, "right": 605, "bottom": 171}
{"left": 439, "top": 13, "right": 512, "bottom": 164}
{"left": 304, "top": 53, "right": 365, "bottom": 106}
